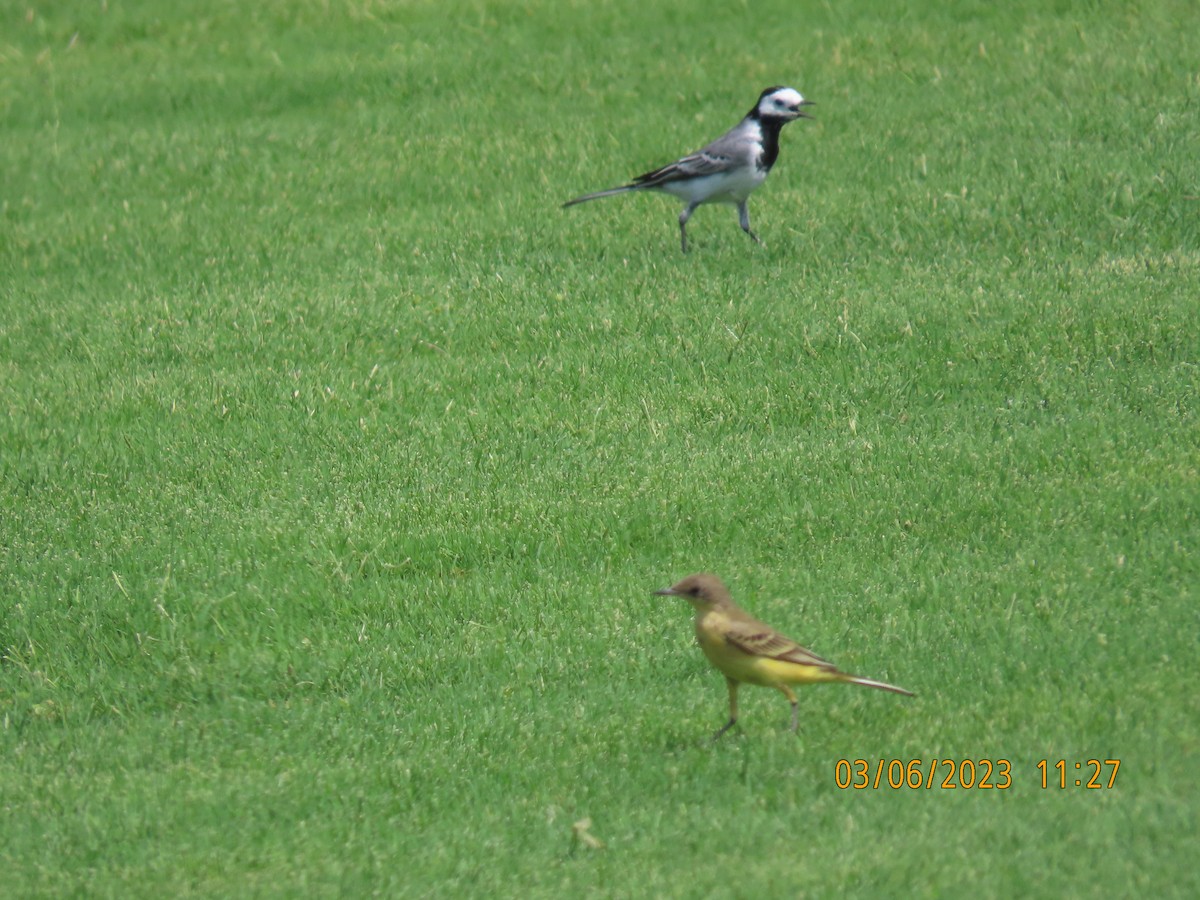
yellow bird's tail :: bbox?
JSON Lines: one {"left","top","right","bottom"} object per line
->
{"left": 842, "top": 674, "right": 915, "bottom": 697}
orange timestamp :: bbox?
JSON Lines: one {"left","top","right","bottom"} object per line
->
{"left": 834, "top": 758, "right": 1013, "bottom": 790}
{"left": 1037, "top": 759, "right": 1121, "bottom": 789}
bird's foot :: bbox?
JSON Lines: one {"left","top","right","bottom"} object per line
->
{"left": 712, "top": 718, "right": 738, "bottom": 741}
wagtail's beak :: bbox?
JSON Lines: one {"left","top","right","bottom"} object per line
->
{"left": 653, "top": 587, "right": 679, "bottom": 597}
{"left": 797, "top": 99, "right": 815, "bottom": 118}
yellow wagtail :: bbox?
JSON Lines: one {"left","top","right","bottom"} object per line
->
{"left": 655, "top": 573, "right": 914, "bottom": 737}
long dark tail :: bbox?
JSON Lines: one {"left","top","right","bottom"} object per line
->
{"left": 562, "top": 184, "right": 639, "bottom": 208}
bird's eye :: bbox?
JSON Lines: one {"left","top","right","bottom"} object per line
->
{"left": 689, "top": 587, "right": 701, "bottom": 596}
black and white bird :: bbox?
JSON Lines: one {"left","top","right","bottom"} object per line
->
{"left": 563, "top": 86, "right": 813, "bottom": 252}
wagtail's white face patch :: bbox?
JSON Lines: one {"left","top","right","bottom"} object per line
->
{"left": 758, "top": 87, "right": 809, "bottom": 120}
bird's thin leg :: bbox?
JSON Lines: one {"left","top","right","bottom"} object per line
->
{"left": 777, "top": 685, "right": 800, "bottom": 733}
{"left": 737, "top": 201, "right": 762, "bottom": 246}
{"left": 679, "top": 203, "right": 699, "bottom": 253}
{"left": 713, "top": 677, "right": 740, "bottom": 740}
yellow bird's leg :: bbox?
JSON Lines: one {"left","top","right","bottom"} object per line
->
{"left": 713, "top": 677, "right": 740, "bottom": 740}
{"left": 776, "top": 685, "right": 799, "bottom": 733}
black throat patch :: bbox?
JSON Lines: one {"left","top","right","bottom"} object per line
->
{"left": 756, "top": 117, "right": 785, "bottom": 172}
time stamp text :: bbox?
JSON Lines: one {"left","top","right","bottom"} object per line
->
{"left": 834, "top": 758, "right": 1121, "bottom": 790}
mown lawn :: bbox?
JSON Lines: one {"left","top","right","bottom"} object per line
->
{"left": 2, "top": 0, "right": 1197, "bottom": 895}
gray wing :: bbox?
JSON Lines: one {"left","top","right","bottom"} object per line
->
{"left": 565, "top": 145, "right": 734, "bottom": 204}
{"left": 632, "top": 149, "right": 733, "bottom": 187}
{"left": 631, "top": 120, "right": 755, "bottom": 188}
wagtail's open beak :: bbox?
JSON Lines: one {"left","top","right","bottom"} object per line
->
{"left": 797, "top": 99, "right": 815, "bottom": 118}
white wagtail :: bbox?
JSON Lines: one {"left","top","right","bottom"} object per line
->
{"left": 564, "top": 86, "right": 812, "bottom": 252}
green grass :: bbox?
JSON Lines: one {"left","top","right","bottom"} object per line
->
{"left": 2, "top": 0, "right": 1198, "bottom": 895}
